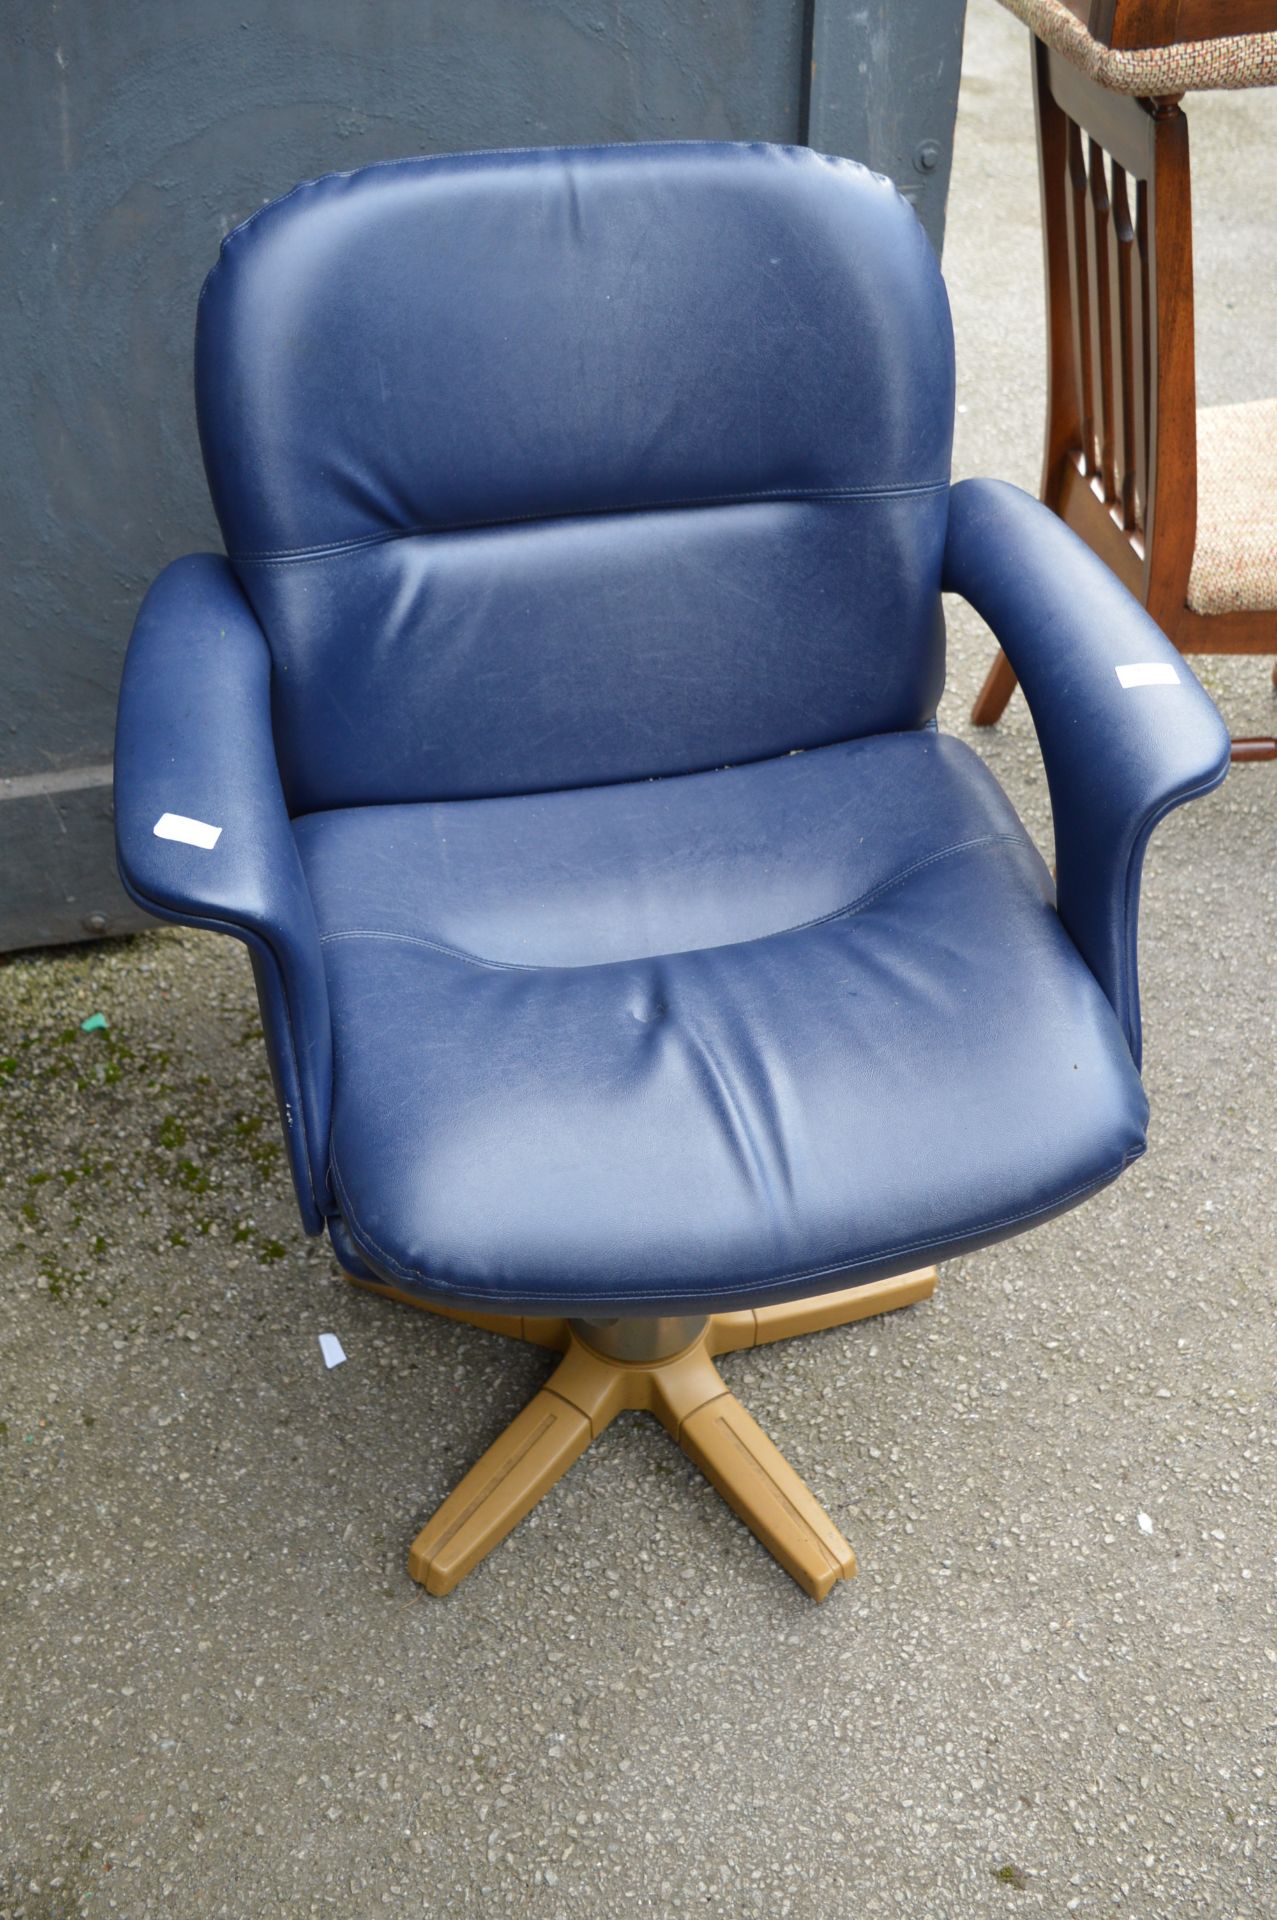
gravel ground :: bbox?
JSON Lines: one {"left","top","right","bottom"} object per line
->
{"left": 2, "top": 5, "right": 1275, "bottom": 1915}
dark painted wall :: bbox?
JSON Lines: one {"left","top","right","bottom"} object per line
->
{"left": 807, "top": 0, "right": 967, "bottom": 253}
{"left": 1, "top": 0, "right": 966, "bottom": 949}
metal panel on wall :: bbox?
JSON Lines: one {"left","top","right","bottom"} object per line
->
{"left": 807, "top": 0, "right": 968, "bottom": 256}
{"left": 1, "top": 0, "right": 965, "bottom": 950}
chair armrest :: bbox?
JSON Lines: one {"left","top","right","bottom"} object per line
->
{"left": 943, "top": 478, "right": 1230, "bottom": 1067}
{"left": 114, "top": 554, "right": 332, "bottom": 1231}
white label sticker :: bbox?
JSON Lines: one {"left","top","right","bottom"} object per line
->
{"left": 153, "top": 812, "right": 223, "bottom": 850}
{"left": 319, "top": 1333, "right": 347, "bottom": 1370}
{"left": 1115, "top": 662, "right": 1180, "bottom": 689}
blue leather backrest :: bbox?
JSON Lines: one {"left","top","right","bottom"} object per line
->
{"left": 196, "top": 142, "right": 954, "bottom": 808}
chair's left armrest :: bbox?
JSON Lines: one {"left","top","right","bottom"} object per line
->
{"left": 943, "top": 478, "right": 1230, "bottom": 1067}
{"left": 114, "top": 554, "right": 332, "bottom": 1231}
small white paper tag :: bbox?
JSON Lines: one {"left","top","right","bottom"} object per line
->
{"left": 153, "top": 812, "right": 223, "bottom": 850}
{"left": 1115, "top": 662, "right": 1180, "bottom": 690}
{"left": 318, "top": 1332, "right": 347, "bottom": 1370}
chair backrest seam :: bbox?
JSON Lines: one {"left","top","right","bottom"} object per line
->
{"left": 230, "top": 481, "right": 951, "bottom": 568}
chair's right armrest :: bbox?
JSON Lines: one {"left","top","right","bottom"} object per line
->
{"left": 114, "top": 554, "right": 332, "bottom": 1231}
{"left": 943, "top": 479, "right": 1230, "bottom": 1068}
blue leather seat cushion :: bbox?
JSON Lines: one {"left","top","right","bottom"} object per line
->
{"left": 294, "top": 731, "right": 1149, "bottom": 1314}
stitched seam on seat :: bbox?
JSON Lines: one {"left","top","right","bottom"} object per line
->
{"left": 229, "top": 481, "right": 949, "bottom": 565}
{"left": 314, "top": 832, "right": 1028, "bottom": 973}
{"left": 327, "top": 1147, "right": 1144, "bottom": 1307}
{"left": 287, "top": 723, "right": 953, "bottom": 825}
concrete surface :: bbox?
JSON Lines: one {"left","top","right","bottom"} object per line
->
{"left": 1, "top": 5, "right": 1274, "bottom": 1914}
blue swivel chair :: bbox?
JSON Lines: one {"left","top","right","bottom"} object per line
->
{"left": 114, "top": 143, "right": 1228, "bottom": 1599}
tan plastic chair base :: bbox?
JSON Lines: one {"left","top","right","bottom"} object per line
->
{"left": 346, "top": 1268, "right": 937, "bottom": 1601}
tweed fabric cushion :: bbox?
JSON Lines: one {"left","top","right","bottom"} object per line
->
{"left": 1187, "top": 399, "right": 1277, "bottom": 615}
{"left": 998, "top": 0, "right": 1277, "bottom": 92}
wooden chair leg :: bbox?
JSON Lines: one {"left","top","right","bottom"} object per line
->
{"left": 673, "top": 1381, "right": 858, "bottom": 1601}
{"left": 971, "top": 647, "right": 1020, "bottom": 726}
{"left": 407, "top": 1379, "right": 600, "bottom": 1595}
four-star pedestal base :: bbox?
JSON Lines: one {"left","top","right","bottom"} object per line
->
{"left": 347, "top": 1268, "right": 937, "bottom": 1601}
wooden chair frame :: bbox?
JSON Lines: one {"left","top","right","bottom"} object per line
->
{"left": 972, "top": 37, "right": 1277, "bottom": 760}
